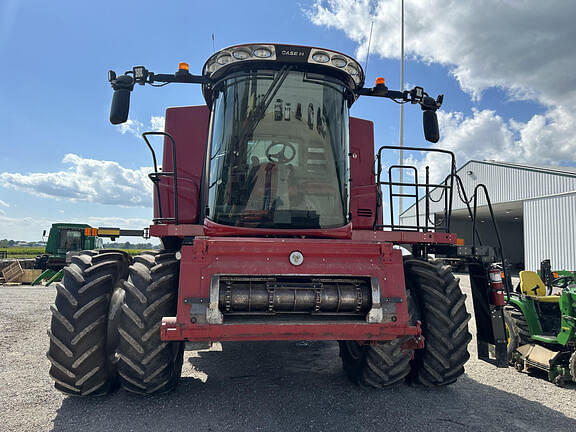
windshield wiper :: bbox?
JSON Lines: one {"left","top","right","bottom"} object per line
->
{"left": 237, "top": 65, "right": 292, "bottom": 145}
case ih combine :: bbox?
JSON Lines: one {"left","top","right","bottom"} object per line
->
{"left": 47, "top": 43, "right": 509, "bottom": 396}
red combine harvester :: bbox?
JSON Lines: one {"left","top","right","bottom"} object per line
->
{"left": 47, "top": 44, "right": 509, "bottom": 396}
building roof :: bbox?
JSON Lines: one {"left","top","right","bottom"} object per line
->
{"left": 460, "top": 160, "right": 576, "bottom": 178}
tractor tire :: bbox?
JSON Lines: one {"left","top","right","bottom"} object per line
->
{"left": 504, "top": 305, "right": 531, "bottom": 347}
{"left": 570, "top": 351, "right": 576, "bottom": 384}
{"left": 339, "top": 337, "right": 412, "bottom": 388}
{"left": 117, "top": 251, "right": 184, "bottom": 395}
{"left": 404, "top": 259, "right": 472, "bottom": 386}
{"left": 47, "top": 250, "right": 130, "bottom": 396}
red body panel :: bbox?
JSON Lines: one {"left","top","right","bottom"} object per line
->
{"left": 161, "top": 319, "right": 421, "bottom": 342}
{"left": 203, "top": 218, "right": 352, "bottom": 239}
{"left": 162, "top": 237, "right": 417, "bottom": 342}
{"left": 349, "top": 117, "right": 381, "bottom": 229}
{"left": 154, "top": 105, "right": 209, "bottom": 224}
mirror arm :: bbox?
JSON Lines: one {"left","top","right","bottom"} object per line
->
{"left": 149, "top": 72, "right": 208, "bottom": 84}
{"left": 358, "top": 85, "right": 443, "bottom": 110}
{"left": 108, "top": 66, "right": 209, "bottom": 125}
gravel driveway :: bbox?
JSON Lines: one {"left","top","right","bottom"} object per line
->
{"left": 1, "top": 275, "right": 575, "bottom": 432}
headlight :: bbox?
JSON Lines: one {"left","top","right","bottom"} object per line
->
{"left": 253, "top": 47, "right": 273, "bottom": 58}
{"left": 206, "top": 61, "right": 217, "bottom": 73}
{"left": 233, "top": 48, "right": 251, "bottom": 60}
{"left": 312, "top": 52, "right": 330, "bottom": 63}
{"left": 217, "top": 53, "right": 232, "bottom": 65}
{"left": 331, "top": 56, "right": 347, "bottom": 68}
{"left": 347, "top": 64, "right": 359, "bottom": 76}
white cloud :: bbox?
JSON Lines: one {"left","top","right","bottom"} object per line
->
{"left": 150, "top": 116, "right": 165, "bottom": 132}
{"left": 307, "top": 0, "right": 576, "bottom": 175}
{"left": 0, "top": 154, "right": 153, "bottom": 207}
{"left": 307, "top": 1, "right": 576, "bottom": 103}
{"left": 0, "top": 199, "right": 9, "bottom": 207}
{"left": 0, "top": 215, "right": 49, "bottom": 241}
{"left": 116, "top": 116, "right": 165, "bottom": 137}
{"left": 117, "top": 119, "right": 144, "bottom": 137}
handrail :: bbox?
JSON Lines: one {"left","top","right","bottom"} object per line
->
{"left": 375, "top": 145, "right": 456, "bottom": 232}
{"left": 142, "top": 131, "right": 179, "bottom": 224}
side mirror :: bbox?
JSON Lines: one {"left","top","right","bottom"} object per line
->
{"left": 423, "top": 110, "right": 440, "bottom": 143}
{"left": 109, "top": 74, "right": 134, "bottom": 125}
{"left": 42, "top": 230, "right": 46, "bottom": 237}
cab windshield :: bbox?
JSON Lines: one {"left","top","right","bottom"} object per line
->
{"left": 207, "top": 69, "right": 350, "bottom": 229}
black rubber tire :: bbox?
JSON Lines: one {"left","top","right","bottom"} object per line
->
{"left": 569, "top": 351, "right": 576, "bottom": 384}
{"left": 47, "top": 250, "right": 130, "bottom": 396}
{"left": 34, "top": 254, "right": 49, "bottom": 271}
{"left": 339, "top": 337, "right": 412, "bottom": 388}
{"left": 504, "top": 305, "right": 531, "bottom": 347}
{"left": 117, "top": 251, "right": 184, "bottom": 394}
{"left": 503, "top": 306, "right": 519, "bottom": 362}
{"left": 404, "top": 259, "right": 472, "bottom": 386}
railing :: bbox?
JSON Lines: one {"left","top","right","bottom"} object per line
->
{"left": 142, "top": 132, "right": 180, "bottom": 224}
{"left": 375, "top": 145, "right": 456, "bottom": 232}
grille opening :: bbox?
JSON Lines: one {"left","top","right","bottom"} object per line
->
{"left": 218, "top": 275, "right": 372, "bottom": 321}
{"left": 357, "top": 208, "right": 373, "bottom": 217}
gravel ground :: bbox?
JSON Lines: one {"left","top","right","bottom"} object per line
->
{"left": 1, "top": 275, "right": 575, "bottom": 432}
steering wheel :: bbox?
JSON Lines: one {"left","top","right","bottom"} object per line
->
{"left": 551, "top": 275, "right": 575, "bottom": 289}
{"left": 266, "top": 142, "right": 296, "bottom": 164}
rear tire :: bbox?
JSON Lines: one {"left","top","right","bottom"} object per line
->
{"left": 339, "top": 338, "right": 412, "bottom": 388}
{"left": 117, "top": 251, "right": 184, "bottom": 394}
{"left": 569, "top": 351, "right": 576, "bottom": 384}
{"left": 504, "top": 305, "right": 531, "bottom": 347}
{"left": 404, "top": 259, "right": 471, "bottom": 386}
{"left": 47, "top": 250, "right": 130, "bottom": 396}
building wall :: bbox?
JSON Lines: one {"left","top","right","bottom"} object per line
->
{"left": 524, "top": 192, "right": 576, "bottom": 271}
{"left": 400, "top": 161, "right": 576, "bottom": 218}
{"left": 455, "top": 162, "right": 576, "bottom": 209}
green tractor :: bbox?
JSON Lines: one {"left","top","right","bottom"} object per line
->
{"left": 504, "top": 259, "right": 576, "bottom": 385}
{"left": 34, "top": 224, "right": 103, "bottom": 271}
{"left": 33, "top": 223, "right": 146, "bottom": 285}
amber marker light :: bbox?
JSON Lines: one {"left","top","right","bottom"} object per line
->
{"left": 178, "top": 62, "right": 189, "bottom": 71}
{"left": 375, "top": 77, "right": 385, "bottom": 86}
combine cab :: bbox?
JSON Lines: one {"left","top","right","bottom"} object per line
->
{"left": 47, "top": 44, "right": 509, "bottom": 396}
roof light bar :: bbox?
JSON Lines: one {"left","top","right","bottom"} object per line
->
{"left": 202, "top": 44, "right": 364, "bottom": 87}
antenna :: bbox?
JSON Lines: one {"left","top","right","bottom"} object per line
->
{"left": 212, "top": 33, "right": 216, "bottom": 53}
{"left": 364, "top": 19, "right": 374, "bottom": 76}
{"left": 399, "top": 0, "right": 405, "bottom": 215}
{"left": 364, "top": 20, "right": 374, "bottom": 75}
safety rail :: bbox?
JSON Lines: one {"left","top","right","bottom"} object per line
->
{"left": 375, "top": 145, "right": 511, "bottom": 294}
{"left": 375, "top": 145, "right": 456, "bottom": 232}
{"left": 142, "top": 131, "right": 179, "bottom": 224}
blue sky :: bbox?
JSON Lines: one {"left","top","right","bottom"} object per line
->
{"left": 1, "top": 0, "right": 574, "bottom": 241}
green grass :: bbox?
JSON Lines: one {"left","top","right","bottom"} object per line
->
{"left": 0, "top": 247, "right": 44, "bottom": 258}
{"left": 0, "top": 247, "right": 154, "bottom": 259}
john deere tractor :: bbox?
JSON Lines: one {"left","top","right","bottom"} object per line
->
{"left": 504, "top": 259, "right": 576, "bottom": 385}
{"left": 33, "top": 224, "right": 146, "bottom": 285}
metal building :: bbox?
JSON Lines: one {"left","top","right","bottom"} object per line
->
{"left": 399, "top": 160, "right": 576, "bottom": 271}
